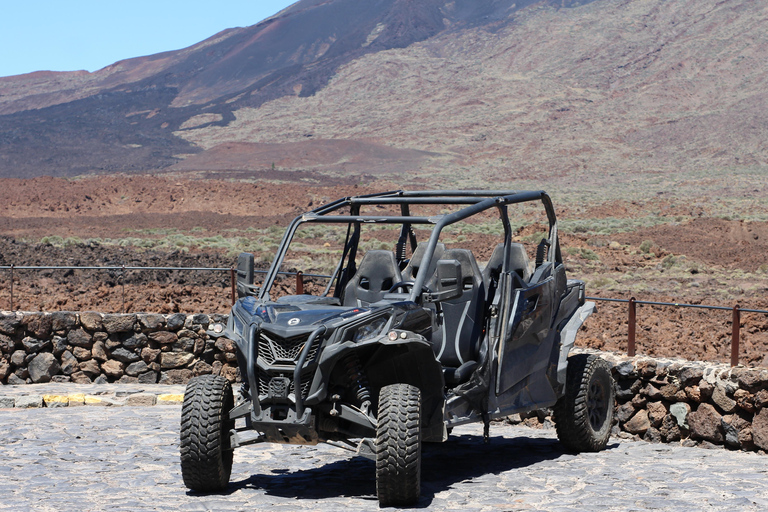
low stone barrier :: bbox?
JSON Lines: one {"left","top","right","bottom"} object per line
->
{"left": 0, "top": 311, "right": 234, "bottom": 386}
{"left": 1, "top": 311, "right": 766, "bottom": 453}
{"left": 511, "top": 349, "right": 768, "bottom": 453}
{"left": 598, "top": 350, "right": 768, "bottom": 453}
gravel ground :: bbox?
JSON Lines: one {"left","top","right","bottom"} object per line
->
{"left": 0, "top": 405, "right": 766, "bottom": 511}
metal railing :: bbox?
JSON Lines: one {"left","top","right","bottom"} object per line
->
{"left": 587, "top": 297, "right": 768, "bottom": 367}
{"left": 2, "top": 265, "right": 767, "bottom": 366}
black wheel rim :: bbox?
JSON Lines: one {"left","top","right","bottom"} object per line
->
{"left": 587, "top": 377, "right": 608, "bottom": 431}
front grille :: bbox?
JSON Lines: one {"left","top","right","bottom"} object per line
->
{"left": 256, "top": 330, "right": 322, "bottom": 401}
{"left": 257, "top": 367, "right": 314, "bottom": 400}
{"left": 259, "top": 332, "right": 320, "bottom": 365}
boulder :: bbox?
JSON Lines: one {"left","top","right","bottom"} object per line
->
{"left": 125, "top": 361, "right": 149, "bottom": 377}
{"left": 647, "top": 401, "right": 667, "bottom": 428}
{"left": 220, "top": 364, "right": 239, "bottom": 383}
{"left": 50, "top": 312, "right": 78, "bottom": 332}
{"left": 52, "top": 336, "right": 67, "bottom": 356}
{"left": 192, "top": 360, "right": 213, "bottom": 376}
{"left": 669, "top": 402, "right": 691, "bottom": 428}
{"left": 101, "top": 359, "right": 125, "bottom": 379}
{"left": 122, "top": 333, "right": 148, "bottom": 350}
{"left": 7, "top": 373, "right": 26, "bottom": 385}
{"left": 138, "top": 313, "right": 165, "bottom": 331}
{"left": 0, "top": 334, "right": 15, "bottom": 355}
{"left": 0, "top": 312, "right": 22, "bottom": 335}
{"left": 166, "top": 313, "right": 186, "bottom": 331}
{"left": 733, "top": 367, "right": 768, "bottom": 393}
{"left": 160, "top": 352, "right": 194, "bottom": 369}
{"left": 67, "top": 329, "right": 93, "bottom": 348}
{"left": 624, "top": 410, "right": 650, "bottom": 435}
{"left": 70, "top": 371, "right": 92, "bottom": 384}
{"left": 21, "top": 313, "right": 52, "bottom": 339}
{"left": 59, "top": 351, "right": 79, "bottom": 375}
{"left": 72, "top": 346, "right": 91, "bottom": 361}
{"left": 660, "top": 414, "right": 681, "bottom": 442}
{"left": 711, "top": 386, "right": 737, "bottom": 414}
{"left": 215, "top": 338, "right": 236, "bottom": 353}
{"left": 688, "top": 403, "right": 724, "bottom": 443}
{"left": 137, "top": 371, "right": 158, "bottom": 384}
{"left": 102, "top": 314, "right": 136, "bottom": 334}
{"left": 78, "top": 359, "right": 101, "bottom": 376}
{"left": 22, "top": 336, "right": 51, "bottom": 354}
{"left": 635, "top": 359, "right": 657, "bottom": 378}
{"left": 754, "top": 389, "right": 768, "bottom": 408}
{"left": 752, "top": 408, "right": 768, "bottom": 451}
{"left": 643, "top": 427, "right": 662, "bottom": 443}
{"left": 149, "top": 331, "right": 178, "bottom": 345}
{"left": 173, "top": 338, "right": 196, "bottom": 353}
{"left": 158, "top": 369, "right": 193, "bottom": 385}
{"left": 659, "top": 383, "right": 680, "bottom": 401}
{"left": 110, "top": 347, "right": 140, "bottom": 364}
{"left": 193, "top": 338, "right": 205, "bottom": 355}
{"left": 10, "top": 350, "right": 26, "bottom": 367}
{"left": 141, "top": 347, "right": 161, "bottom": 363}
{"left": 79, "top": 311, "right": 103, "bottom": 331}
{"left": 28, "top": 353, "right": 61, "bottom": 383}
{"left": 733, "top": 389, "right": 756, "bottom": 413}
{"left": 0, "top": 359, "right": 10, "bottom": 380}
{"left": 615, "top": 361, "right": 635, "bottom": 377}
{"left": 92, "top": 341, "right": 108, "bottom": 362}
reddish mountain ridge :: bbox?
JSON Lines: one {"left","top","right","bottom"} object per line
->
{"left": 0, "top": 0, "right": 583, "bottom": 178}
{"left": 0, "top": 0, "right": 766, "bottom": 187}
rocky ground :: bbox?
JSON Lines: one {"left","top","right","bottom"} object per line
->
{"left": 0, "top": 175, "right": 766, "bottom": 366}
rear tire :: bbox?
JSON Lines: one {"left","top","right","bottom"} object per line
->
{"left": 375, "top": 383, "right": 422, "bottom": 507}
{"left": 180, "top": 375, "right": 235, "bottom": 492}
{"left": 553, "top": 354, "right": 615, "bottom": 452}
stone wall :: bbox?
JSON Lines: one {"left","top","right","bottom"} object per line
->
{"left": 0, "top": 311, "right": 235, "bottom": 386}
{"left": 2, "top": 311, "right": 767, "bottom": 453}
{"left": 557, "top": 350, "right": 767, "bottom": 453}
{"left": 496, "top": 349, "right": 768, "bottom": 453}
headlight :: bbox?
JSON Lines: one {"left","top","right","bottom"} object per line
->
{"left": 352, "top": 316, "right": 389, "bottom": 342}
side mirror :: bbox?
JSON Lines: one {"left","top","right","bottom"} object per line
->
{"left": 236, "top": 252, "right": 256, "bottom": 297}
{"left": 424, "top": 259, "right": 463, "bottom": 302}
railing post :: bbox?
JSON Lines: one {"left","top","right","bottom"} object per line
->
{"left": 296, "top": 271, "right": 304, "bottom": 295}
{"left": 9, "top": 264, "right": 14, "bottom": 311}
{"left": 731, "top": 305, "right": 740, "bottom": 367}
{"left": 627, "top": 297, "right": 636, "bottom": 357}
{"left": 121, "top": 264, "right": 126, "bottom": 313}
{"left": 230, "top": 267, "right": 237, "bottom": 305}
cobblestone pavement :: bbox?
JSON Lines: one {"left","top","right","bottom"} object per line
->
{"left": 0, "top": 405, "right": 766, "bottom": 512}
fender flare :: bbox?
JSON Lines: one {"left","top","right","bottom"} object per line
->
{"left": 556, "top": 301, "right": 595, "bottom": 386}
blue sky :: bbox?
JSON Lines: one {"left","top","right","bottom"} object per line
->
{"left": 0, "top": 0, "right": 297, "bottom": 78}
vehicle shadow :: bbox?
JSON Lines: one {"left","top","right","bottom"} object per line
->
{"left": 219, "top": 430, "right": 593, "bottom": 506}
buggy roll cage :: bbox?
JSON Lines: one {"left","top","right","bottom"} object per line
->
{"left": 258, "top": 190, "right": 562, "bottom": 303}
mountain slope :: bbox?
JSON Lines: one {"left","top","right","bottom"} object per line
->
{"left": 177, "top": 0, "right": 768, "bottom": 190}
{"left": 0, "top": 0, "right": 587, "bottom": 178}
{"left": 0, "top": 0, "right": 766, "bottom": 188}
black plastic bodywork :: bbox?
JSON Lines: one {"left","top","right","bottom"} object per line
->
{"left": 213, "top": 190, "right": 594, "bottom": 451}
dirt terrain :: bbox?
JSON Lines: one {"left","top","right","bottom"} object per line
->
{"left": 0, "top": 175, "right": 766, "bottom": 367}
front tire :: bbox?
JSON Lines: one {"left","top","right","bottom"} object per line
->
{"left": 375, "top": 383, "right": 422, "bottom": 507}
{"left": 180, "top": 375, "right": 235, "bottom": 492}
{"left": 553, "top": 354, "right": 615, "bottom": 452}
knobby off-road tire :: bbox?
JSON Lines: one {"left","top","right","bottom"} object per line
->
{"left": 375, "top": 383, "right": 422, "bottom": 507}
{"left": 553, "top": 354, "right": 615, "bottom": 452}
{"left": 180, "top": 375, "right": 235, "bottom": 492}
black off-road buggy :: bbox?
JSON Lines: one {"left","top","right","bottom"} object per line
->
{"left": 179, "top": 190, "right": 614, "bottom": 506}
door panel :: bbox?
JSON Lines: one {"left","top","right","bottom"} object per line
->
{"left": 494, "top": 273, "right": 555, "bottom": 396}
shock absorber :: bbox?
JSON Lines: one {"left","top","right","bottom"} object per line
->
{"left": 342, "top": 353, "right": 371, "bottom": 409}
